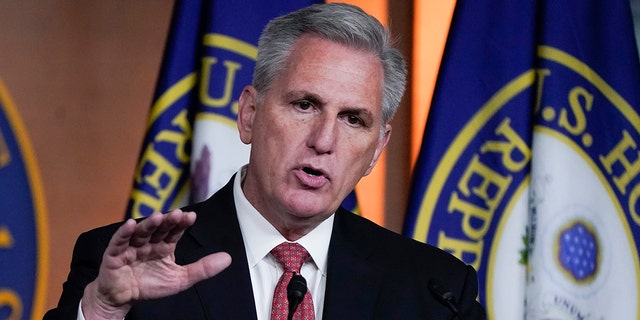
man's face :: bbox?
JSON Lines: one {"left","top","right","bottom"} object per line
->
{"left": 238, "top": 34, "right": 390, "bottom": 237}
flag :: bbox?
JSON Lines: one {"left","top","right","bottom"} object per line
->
{"left": 0, "top": 78, "right": 48, "bottom": 319}
{"left": 404, "top": 1, "right": 640, "bottom": 319}
{"left": 127, "top": 0, "right": 364, "bottom": 219}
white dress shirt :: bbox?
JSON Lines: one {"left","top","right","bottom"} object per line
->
{"left": 234, "top": 167, "right": 332, "bottom": 320}
{"left": 78, "top": 167, "right": 333, "bottom": 320}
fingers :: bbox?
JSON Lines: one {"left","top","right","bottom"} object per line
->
{"left": 162, "top": 210, "right": 196, "bottom": 243}
{"left": 146, "top": 210, "right": 195, "bottom": 244}
{"left": 104, "top": 210, "right": 197, "bottom": 260}
{"left": 104, "top": 218, "right": 138, "bottom": 259}
{"left": 130, "top": 211, "right": 164, "bottom": 247}
{"left": 129, "top": 209, "right": 195, "bottom": 247}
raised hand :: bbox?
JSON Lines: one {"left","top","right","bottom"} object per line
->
{"left": 80, "top": 209, "right": 232, "bottom": 320}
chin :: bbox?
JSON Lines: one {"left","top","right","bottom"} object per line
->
{"left": 284, "top": 197, "right": 333, "bottom": 219}
{"left": 282, "top": 187, "right": 341, "bottom": 216}
{"left": 286, "top": 204, "right": 325, "bottom": 218}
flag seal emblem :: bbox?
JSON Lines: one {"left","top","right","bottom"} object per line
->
{"left": 555, "top": 219, "right": 599, "bottom": 284}
{"left": 405, "top": 1, "right": 640, "bottom": 318}
{"left": 408, "top": 46, "right": 640, "bottom": 318}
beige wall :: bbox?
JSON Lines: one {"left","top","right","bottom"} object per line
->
{"left": 0, "top": 0, "right": 174, "bottom": 312}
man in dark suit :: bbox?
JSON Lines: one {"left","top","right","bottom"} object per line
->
{"left": 45, "top": 3, "right": 486, "bottom": 319}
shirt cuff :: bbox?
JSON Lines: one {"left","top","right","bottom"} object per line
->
{"left": 77, "top": 300, "right": 86, "bottom": 320}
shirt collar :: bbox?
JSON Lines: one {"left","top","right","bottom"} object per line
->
{"left": 233, "top": 166, "right": 334, "bottom": 275}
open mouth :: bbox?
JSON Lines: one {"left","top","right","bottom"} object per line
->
{"left": 303, "top": 167, "right": 323, "bottom": 177}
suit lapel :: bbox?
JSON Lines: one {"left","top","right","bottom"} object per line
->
{"left": 177, "top": 178, "right": 258, "bottom": 320}
{"left": 174, "top": 179, "right": 386, "bottom": 319}
{"left": 322, "top": 209, "right": 382, "bottom": 319}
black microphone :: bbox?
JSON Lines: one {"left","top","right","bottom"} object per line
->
{"left": 428, "top": 278, "right": 464, "bottom": 320}
{"left": 286, "top": 272, "right": 308, "bottom": 320}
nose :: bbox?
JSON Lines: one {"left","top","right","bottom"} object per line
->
{"left": 306, "top": 115, "right": 336, "bottom": 154}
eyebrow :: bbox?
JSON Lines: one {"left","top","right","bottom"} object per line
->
{"left": 285, "top": 90, "right": 324, "bottom": 105}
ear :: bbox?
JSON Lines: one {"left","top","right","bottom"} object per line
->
{"left": 363, "top": 124, "right": 391, "bottom": 176}
{"left": 237, "top": 85, "right": 258, "bottom": 144}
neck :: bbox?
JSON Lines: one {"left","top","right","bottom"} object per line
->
{"left": 270, "top": 214, "right": 320, "bottom": 241}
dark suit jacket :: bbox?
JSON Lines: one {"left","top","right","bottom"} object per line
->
{"left": 45, "top": 177, "right": 486, "bottom": 319}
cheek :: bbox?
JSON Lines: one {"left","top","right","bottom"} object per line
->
{"left": 340, "top": 136, "right": 380, "bottom": 170}
{"left": 254, "top": 118, "right": 301, "bottom": 157}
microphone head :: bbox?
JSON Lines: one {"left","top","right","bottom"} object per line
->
{"left": 428, "top": 278, "right": 464, "bottom": 319}
{"left": 287, "top": 273, "right": 308, "bottom": 301}
{"left": 428, "top": 278, "right": 454, "bottom": 302}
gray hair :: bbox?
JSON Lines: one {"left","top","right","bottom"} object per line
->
{"left": 253, "top": 3, "right": 407, "bottom": 125}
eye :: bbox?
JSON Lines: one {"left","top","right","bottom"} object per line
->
{"left": 345, "top": 114, "right": 365, "bottom": 127}
{"left": 293, "top": 100, "right": 313, "bottom": 111}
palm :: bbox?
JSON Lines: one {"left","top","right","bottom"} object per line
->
{"left": 101, "top": 241, "right": 184, "bottom": 303}
{"left": 83, "top": 210, "right": 231, "bottom": 319}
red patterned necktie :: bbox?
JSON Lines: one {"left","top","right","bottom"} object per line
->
{"left": 270, "top": 242, "right": 315, "bottom": 320}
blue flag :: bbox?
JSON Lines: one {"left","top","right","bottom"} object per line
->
{"left": 404, "top": 1, "right": 640, "bottom": 319}
{"left": 0, "top": 78, "right": 48, "bottom": 319}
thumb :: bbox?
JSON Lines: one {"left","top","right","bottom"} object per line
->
{"left": 184, "top": 252, "right": 232, "bottom": 285}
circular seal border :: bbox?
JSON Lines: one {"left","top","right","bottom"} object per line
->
{"left": 0, "top": 77, "right": 49, "bottom": 319}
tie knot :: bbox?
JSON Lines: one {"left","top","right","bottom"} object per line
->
{"left": 271, "top": 242, "right": 310, "bottom": 272}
